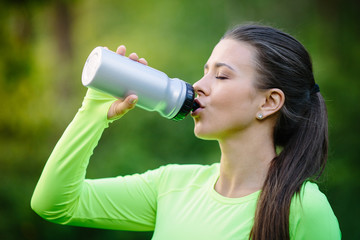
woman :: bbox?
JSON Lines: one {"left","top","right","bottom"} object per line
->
{"left": 31, "top": 24, "right": 341, "bottom": 239}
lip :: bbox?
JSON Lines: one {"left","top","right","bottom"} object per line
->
{"left": 191, "top": 108, "right": 202, "bottom": 117}
{"left": 191, "top": 99, "right": 204, "bottom": 117}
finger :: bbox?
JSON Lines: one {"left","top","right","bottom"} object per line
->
{"left": 138, "top": 58, "right": 148, "bottom": 66}
{"left": 107, "top": 95, "right": 138, "bottom": 120}
{"left": 126, "top": 95, "right": 138, "bottom": 107}
{"left": 116, "top": 95, "right": 138, "bottom": 114}
{"left": 116, "top": 45, "right": 126, "bottom": 56}
{"left": 104, "top": 46, "right": 109, "bottom": 50}
{"left": 129, "top": 52, "right": 139, "bottom": 61}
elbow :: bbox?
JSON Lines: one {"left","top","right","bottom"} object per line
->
{"left": 30, "top": 192, "right": 44, "bottom": 218}
{"left": 30, "top": 191, "right": 51, "bottom": 221}
{"left": 30, "top": 191, "right": 70, "bottom": 224}
{"left": 30, "top": 187, "right": 49, "bottom": 218}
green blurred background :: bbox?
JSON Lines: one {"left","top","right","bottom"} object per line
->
{"left": 0, "top": 0, "right": 358, "bottom": 239}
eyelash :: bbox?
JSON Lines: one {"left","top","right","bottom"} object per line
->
{"left": 216, "top": 75, "right": 228, "bottom": 80}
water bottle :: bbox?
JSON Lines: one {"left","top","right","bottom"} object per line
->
{"left": 81, "top": 47, "right": 199, "bottom": 120}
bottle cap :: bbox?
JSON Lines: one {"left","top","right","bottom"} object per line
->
{"left": 172, "top": 83, "right": 195, "bottom": 121}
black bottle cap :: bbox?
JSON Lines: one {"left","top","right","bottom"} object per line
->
{"left": 172, "top": 82, "right": 195, "bottom": 121}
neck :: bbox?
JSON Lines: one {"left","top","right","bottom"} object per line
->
{"left": 215, "top": 124, "right": 276, "bottom": 198}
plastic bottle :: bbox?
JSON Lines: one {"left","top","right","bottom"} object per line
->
{"left": 81, "top": 47, "right": 199, "bottom": 120}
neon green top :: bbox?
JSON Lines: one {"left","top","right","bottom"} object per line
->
{"left": 31, "top": 89, "right": 341, "bottom": 240}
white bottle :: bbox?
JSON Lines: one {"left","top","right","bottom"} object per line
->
{"left": 81, "top": 47, "right": 198, "bottom": 120}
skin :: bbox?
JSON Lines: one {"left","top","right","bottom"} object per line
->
{"left": 193, "top": 39, "right": 285, "bottom": 197}
{"left": 108, "top": 40, "right": 285, "bottom": 198}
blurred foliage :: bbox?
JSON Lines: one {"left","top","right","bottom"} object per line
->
{"left": 0, "top": 0, "right": 359, "bottom": 239}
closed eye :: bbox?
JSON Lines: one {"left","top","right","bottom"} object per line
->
{"left": 216, "top": 76, "right": 228, "bottom": 80}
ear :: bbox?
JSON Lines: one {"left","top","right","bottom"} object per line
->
{"left": 258, "top": 88, "right": 285, "bottom": 119}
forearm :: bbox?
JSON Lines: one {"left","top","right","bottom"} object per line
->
{"left": 31, "top": 89, "right": 116, "bottom": 224}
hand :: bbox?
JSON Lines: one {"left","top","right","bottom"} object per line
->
{"left": 107, "top": 45, "right": 148, "bottom": 120}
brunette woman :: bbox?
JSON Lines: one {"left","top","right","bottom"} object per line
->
{"left": 32, "top": 24, "right": 341, "bottom": 239}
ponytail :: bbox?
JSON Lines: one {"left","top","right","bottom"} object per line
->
{"left": 251, "top": 92, "right": 328, "bottom": 239}
{"left": 223, "top": 25, "right": 328, "bottom": 240}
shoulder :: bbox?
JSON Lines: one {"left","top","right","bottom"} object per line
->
{"left": 289, "top": 182, "right": 341, "bottom": 240}
{"left": 142, "top": 163, "right": 219, "bottom": 190}
{"left": 291, "top": 182, "right": 330, "bottom": 214}
{"left": 161, "top": 163, "right": 219, "bottom": 184}
{"left": 162, "top": 163, "right": 219, "bottom": 175}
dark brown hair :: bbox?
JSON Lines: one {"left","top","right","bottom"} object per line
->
{"left": 223, "top": 24, "right": 328, "bottom": 240}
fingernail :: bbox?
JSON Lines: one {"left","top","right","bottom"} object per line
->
{"left": 129, "top": 98, "right": 138, "bottom": 104}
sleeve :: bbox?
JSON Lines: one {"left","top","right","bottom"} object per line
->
{"left": 31, "top": 89, "right": 162, "bottom": 231}
{"left": 290, "top": 182, "right": 341, "bottom": 240}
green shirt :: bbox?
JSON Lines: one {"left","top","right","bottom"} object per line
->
{"left": 31, "top": 89, "right": 341, "bottom": 239}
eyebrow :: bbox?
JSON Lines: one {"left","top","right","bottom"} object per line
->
{"left": 204, "top": 62, "right": 236, "bottom": 71}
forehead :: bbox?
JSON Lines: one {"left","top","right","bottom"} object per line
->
{"left": 207, "top": 39, "right": 257, "bottom": 69}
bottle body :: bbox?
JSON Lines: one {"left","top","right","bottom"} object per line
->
{"left": 81, "top": 47, "right": 195, "bottom": 120}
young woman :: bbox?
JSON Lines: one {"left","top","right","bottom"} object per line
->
{"left": 31, "top": 24, "right": 341, "bottom": 239}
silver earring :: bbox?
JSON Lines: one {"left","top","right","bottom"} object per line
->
{"left": 257, "top": 113, "right": 263, "bottom": 120}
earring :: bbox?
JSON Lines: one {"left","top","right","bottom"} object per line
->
{"left": 257, "top": 113, "right": 263, "bottom": 120}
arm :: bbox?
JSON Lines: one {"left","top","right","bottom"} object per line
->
{"left": 31, "top": 47, "right": 157, "bottom": 231}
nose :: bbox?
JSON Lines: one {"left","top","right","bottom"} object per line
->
{"left": 193, "top": 76, "right": 209, "bottom": 96}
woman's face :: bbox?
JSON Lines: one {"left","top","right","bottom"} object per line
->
{"left": 192, "top": 38, "right": 265, "bottom": 140}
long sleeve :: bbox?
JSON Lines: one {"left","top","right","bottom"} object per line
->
{"left": 31, "top": 89, "right": 159, "bottom": 231}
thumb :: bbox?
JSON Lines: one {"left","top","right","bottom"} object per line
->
{"left": 107, "top": 95, "right": 138, "bottom": 120}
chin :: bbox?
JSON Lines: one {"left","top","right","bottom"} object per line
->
{"left": 194, "top": 126, "right": 219, "bottom": 140}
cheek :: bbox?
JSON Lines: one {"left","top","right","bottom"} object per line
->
{"left": 214, "top": 85, "right": 256, "bottom": 113}
{"left": 212, "top": 86, "right": 259, "bottom": 124}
